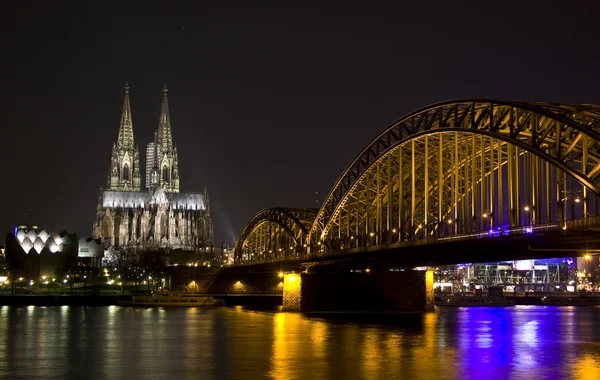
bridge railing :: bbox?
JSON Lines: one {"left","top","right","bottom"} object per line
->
{"left": 234, "top": 216, "right": 600, "bottom": 266}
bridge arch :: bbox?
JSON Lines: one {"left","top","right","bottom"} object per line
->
{"left": 309, "top": 99, "right": 600, "bottom": 251}
{"left": 234, "top": 208, "right": 318, "bottom": 262}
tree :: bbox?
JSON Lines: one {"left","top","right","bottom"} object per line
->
{"left": 5, "top": 233, "right": 26, "bottom": 295}
{"left": 139, "top": 248, "right": 167, "bottom": 291}
{"left": 103, "top": 246, "right": 139, "bottom": 293}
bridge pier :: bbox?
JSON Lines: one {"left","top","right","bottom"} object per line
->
{"left": 282, "top": 270, "right": 434, "bottom": 312}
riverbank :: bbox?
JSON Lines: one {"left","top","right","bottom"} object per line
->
{"left": 0, "top": 295, "right": 132, "bottom": 306}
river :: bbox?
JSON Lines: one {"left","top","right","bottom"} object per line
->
{"left": 0, "top": 305, "right": 599, "bottom": 379}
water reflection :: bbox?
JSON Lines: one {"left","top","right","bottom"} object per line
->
{"left": 0, "top": 306, "right": 599, "bottom": 379}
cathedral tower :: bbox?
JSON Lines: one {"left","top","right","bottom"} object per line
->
{"left": 154, "top": 85, "right": 180, "bottom": 192}
{"left": 107, "top": 83, "right": 141, "bottom": 191}
{"left": 94, "top": 84, "right": 212, "bottom": 251}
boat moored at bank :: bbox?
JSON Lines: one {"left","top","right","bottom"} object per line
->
{"left": 119, "top": 292, "right": 225, "bottom": 307}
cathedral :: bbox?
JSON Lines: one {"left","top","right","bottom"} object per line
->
{"left": 92, "top": 84, "right": 213, "bottom": 251}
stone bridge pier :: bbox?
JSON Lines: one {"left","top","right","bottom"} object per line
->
{"left": 282, "top": 269, "right": 434, "bottom": 312}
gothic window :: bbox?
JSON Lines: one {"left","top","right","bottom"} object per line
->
{"left": 162, "top": 166, "right": 170, "bottom": 183}
{"left": 161, "top": 213, "right": 168, "bottom": 239}
{"left": 122, "top": 164, "right": 130, "bottom": 181}
{"left": 102, "top": 216, "right": 113, "bottom": 239}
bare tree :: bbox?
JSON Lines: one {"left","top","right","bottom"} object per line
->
{"left": 103, "top": 246, "right": 139, "bottom": 293}
{"left": 139, "top": 248, "right": 167, "bottom": 291}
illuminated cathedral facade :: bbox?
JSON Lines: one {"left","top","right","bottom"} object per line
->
{"left": 92, "top": 84, "right": 213, "bottom": 251}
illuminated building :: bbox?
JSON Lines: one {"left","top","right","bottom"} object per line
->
{"left": 92, "top": 84, "right": 213, "bottom": 251}
{"left": 5, "top": 225, "right": 78, "bottom": 279}
{"left": 77, "top": 237, "right": 106, "bottom": 268}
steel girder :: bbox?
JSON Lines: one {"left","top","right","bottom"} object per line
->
{"left": 310, "top": 99, "right": 600, "bottom": 245}
{"left": 234, "top": 208, "right": 318, "bottom": 260}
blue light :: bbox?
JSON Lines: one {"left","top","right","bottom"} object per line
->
{"left": 13, "top": 226, "right": 18, "bottom": 237}
{"left": 525, "top": 228, "right": 533, "bottom": 233}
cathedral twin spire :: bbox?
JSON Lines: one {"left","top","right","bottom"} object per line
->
{"left": 107, "top": 83, "right": 179, "bottom": 193}
{"left": 117, "top": 83, "right": 134, "bottom": 150}
{"left": 155, "top": 86, "right": 180, "bottom": 193}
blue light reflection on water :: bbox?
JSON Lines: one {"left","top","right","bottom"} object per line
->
{"left": 0, "top": 305, "right": 599, "bottom": 380}
{"left": 446, "top": 306, "right": 600, "bottom": 380}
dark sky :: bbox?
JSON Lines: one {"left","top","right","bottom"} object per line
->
{"left": 2, "top": 1, "right": 600, "bottom": 246}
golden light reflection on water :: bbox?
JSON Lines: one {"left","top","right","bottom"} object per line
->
{"left": 309, "top": 319, "right": 328, "bottom": 377}
{"left": 409, "top": 312, "right": 457, "bottom": 380}
{"left": 270, "top": 313, "right": 295, "bottom": 380}
{"left": 267, "top": 311, "right": 459, "bottom": 380}
{"left": 361, "top": 328, "right": 384, "bottom": 379}
{"left": 572, "top": 354, "right": 600, "bottom": 380}
{"left": 1, "top": 306, "right": 600, "bottom": 379}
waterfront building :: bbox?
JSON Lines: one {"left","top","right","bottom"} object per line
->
{"left": 77, "top": 237, "right": 106, "bottom": 268}
{"left": 433, "top": 258, "right": 577, "bottom": 293}
{"left": 92, "top": 84, "right": 213, "bottom": 251}
{"left": 5, "top": 225, "right": 78, "bottom": 279}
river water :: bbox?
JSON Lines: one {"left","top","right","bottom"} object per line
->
{"left": 0, "top": 305, "right": 599, "bottom": 380}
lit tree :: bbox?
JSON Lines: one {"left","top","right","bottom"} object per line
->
{"left": 103, "top": 246, "right": 139, "bottom": 293}
{"left": 139, "top": 248, "right": 167, "bottom": 291}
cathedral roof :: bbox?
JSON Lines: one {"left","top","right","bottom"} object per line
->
{"left": 101, "top": 189, "right": 206, "bottom": 211}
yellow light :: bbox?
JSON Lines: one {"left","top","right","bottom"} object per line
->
{"left": 575, "top": 197, "right": 581, "bottom": 203}
{"left": 392, "top": 229, "right": 396, "bottom": 233}
{"left": 562, "top": 226, "right": 567, "bottom": 230}
{"left": 482, "top": 213, "right": 488, "bottom": 218}
{"left": 350, "top": 236, "right": 354, "bottom": 240}
{"left": 447, "top": 219, "right": 453, "bottom": 224}
{"left": 365, "top": 268, "right": 370, "bottom": 273}
{"left": 19, "top": 277, "right": 23, "bottom": 281}
{"left": 287, "top": 275, "right": 297, "bottom": 282}
{"left": 418, "top": 224, "right": 422, "bottom": 229}
{"left": 524, "top": 206, "right": 530, "bottom": 211}
{"left": 278, "top": 272, "right": 284, "bottom": 277}
{"left": 369, "top": 232, "right": 374, "bottom": 237}
{"left": 317, "top": 242, "right": 321, "bottom": 245}
{"left": 303, "top": 244, "right": 307, "bottom": 247}
{"left": 585, "top": 254, "right": 591, "bottom": 261}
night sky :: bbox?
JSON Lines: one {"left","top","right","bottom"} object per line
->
{"left": 2, "top": 1, "right": 600, "bottom": 246}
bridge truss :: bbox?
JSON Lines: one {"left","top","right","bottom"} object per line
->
{"left": 235, "top": 99, "right": 600, "bottom": 262}
{"left": 234, "top": 208, "right": 318, "bottom": 262}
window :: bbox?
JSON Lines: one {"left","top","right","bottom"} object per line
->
{"left": 122, "top": 164, "right": 130, "bottom": 181}
{"left": 162, "top": 166, "right": 170, "bottom": 183}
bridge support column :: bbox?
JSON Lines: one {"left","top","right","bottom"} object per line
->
{"left": 282, "top": 270, "right": 434, "bottom": 312}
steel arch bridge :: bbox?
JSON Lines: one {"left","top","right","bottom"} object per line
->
{"left": 235, "top": 208, "right": 318, "bottom": 262}
{"left": 235, "top": 99, "right": 600, "bottom": 263}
